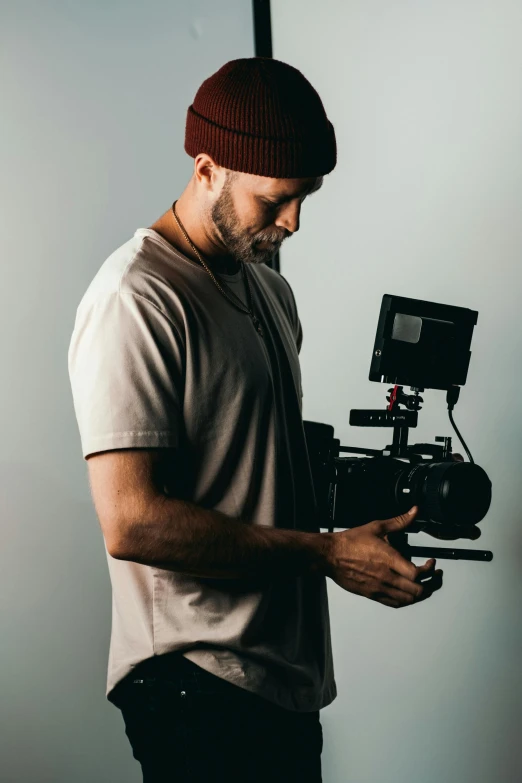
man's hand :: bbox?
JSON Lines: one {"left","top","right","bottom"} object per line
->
{"left": 418, "top": 452, "right": 482, "bottom": 541}
{"left": 324, "top": 507, "right": 443, "bottom": 608}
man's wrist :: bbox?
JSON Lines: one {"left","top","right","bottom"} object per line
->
{"left": 310, "top": 531, "right": 334, "bottom": 577}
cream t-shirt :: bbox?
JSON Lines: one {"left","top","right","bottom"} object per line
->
{"left": 67, "top": 227, "right": 336, "bottom": 712}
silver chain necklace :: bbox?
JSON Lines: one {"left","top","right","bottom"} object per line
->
{"left": 171, "top": 200, "right": 264, "bottom": 338}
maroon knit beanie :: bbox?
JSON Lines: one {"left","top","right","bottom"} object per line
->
{"left": 185, "top": 57, "right": 336, "bottom": 179}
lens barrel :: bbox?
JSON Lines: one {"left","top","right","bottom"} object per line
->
{"left": 334, "top": 457, "right": 492, "bottom": 527}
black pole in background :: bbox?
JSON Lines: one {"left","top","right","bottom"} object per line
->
{"left": 253, "top": 0, "right": 273, "bottom": 58}
{"left": 252, "top": 0, "right": 280, "bottom": 272}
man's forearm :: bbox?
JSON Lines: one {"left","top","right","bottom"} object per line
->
{"left": 112, "top": 494, "right": 333, "bottom": 581}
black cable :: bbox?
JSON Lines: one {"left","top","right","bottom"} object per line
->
{"left": 446, "top": 386, "right": 475, "bottom": 464}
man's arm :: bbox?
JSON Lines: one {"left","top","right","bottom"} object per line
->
{"left": 87, "top": 447, "right": 440, "bottom": 608}
{"left": 87, "top": 447, "right": 332, "bottom": 581}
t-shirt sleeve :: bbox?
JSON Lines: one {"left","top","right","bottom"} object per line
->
{"left": 68, "top": 291, "right": 185, "bottom": 460}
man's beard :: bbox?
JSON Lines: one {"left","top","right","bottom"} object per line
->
{"left": 211, "top": 180, "right": 289, "bottom": 265}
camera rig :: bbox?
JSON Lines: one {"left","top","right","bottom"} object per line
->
{"left": 304, "top": 294, "right": 493, "bottom": 563}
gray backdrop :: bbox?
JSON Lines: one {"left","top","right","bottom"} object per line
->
{"left": 272, "top": 1, "right": 521, "bottom": 782}
{"left": 2, "top": 1, "right": 520, "bottom": 782}
{"left": 1, "top": 2, "right": 253, "bottom": 781}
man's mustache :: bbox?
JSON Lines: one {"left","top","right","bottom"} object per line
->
{"left": 254, "top": 230, "right": 291, "bottom": 244}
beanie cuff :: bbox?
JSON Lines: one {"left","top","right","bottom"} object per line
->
{"left": 185, "top": 105, "right": 336, "bottom": 179}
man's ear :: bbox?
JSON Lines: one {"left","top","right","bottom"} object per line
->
{"left": 194, "top": 154, "right": 224, "bottom": 194}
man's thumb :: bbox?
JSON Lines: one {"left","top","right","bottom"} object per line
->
{"left": 378, "top": 506, "right": 418, "bottom": 535}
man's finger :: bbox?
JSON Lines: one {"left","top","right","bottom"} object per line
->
{"left": 374, "top": 506, "right": 418, "bottom": 536}
{"left": 414, "top": 569, "right": 443, "bottom": 601}
{"left": 386, "top": 573, "right": 427, "bottom": 599}
{"left": 388, "top": 551, "right": 422, "bottom": 582}
{"left": 389, "top": 556, "right": 435, "bottom": 585}
{"left": 414, "top": 558, "right": 436, "bottom": 581}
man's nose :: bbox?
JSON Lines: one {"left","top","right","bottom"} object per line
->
{"left": 274, "top": 203, "right": 300, "bottom": 235}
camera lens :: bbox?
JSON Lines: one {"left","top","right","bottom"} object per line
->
{"left": 334, "top": 456, "right": 492, "bottom": 527}
{"left": 398, "top": 461, "right": 492, "bottom": 525}
{"left": 424, "top": 461, "right": 491, "bottom": 525}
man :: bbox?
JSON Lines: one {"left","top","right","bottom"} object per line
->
{"left": 68, "top": 58, "right": 442, "bottom": 782}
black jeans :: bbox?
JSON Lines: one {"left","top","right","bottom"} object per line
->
{"left": 109, "top": 654, "right": 323, "bottom": 782}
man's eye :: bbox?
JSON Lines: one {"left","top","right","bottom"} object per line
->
{"left": 262, "top": 196, "right": 306, "bottom": 208}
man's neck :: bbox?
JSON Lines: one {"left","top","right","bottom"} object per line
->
{"left": 148, "top": 197, "right": 240, "bottom": 276}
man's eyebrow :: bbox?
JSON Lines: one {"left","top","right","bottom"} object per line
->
{"left": 266, "top": 179, "right": 324, "bottom": 203}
